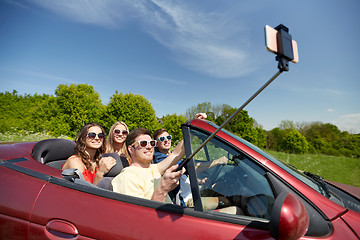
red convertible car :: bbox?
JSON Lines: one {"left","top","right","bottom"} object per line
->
{"left": 1, "top": 118, "right": 360, "bottom": 240}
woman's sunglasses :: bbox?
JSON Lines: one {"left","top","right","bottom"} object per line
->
{"left": 87, "top": 132, "right": 105, "bottom": 139}
{"left": 132, "top": 140, "right": 157, "bottom": 148}
{"left": 114, "top": 129, "right": 129, "bottom": 135}
{"left": 157, "top": 135, "right": 172, "bottom": 142}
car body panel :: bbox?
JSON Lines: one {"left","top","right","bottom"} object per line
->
{"left": 340, "top": 211, "right": 360, "bottom": 238}
{"left": 3, "top": 164, "right": 274, "bottom": 240}
{"left": 0, "top": 143, "right": 62, "bottom": 178}
{"left": 0, "top": 165, "right": 45, "bottom": 240}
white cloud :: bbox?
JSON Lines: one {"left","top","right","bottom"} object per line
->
{"left": 137, "top": 0, "right": 257, "bottom": 78}
{"left": 26, "top": 0, "right": 257, "bottom": 78}
{"left": 327, "top": 108, "right": 335, "bottom": 112}
{"left": 29, "top": 0, "right": 127, "bottom": 28}
{"left": 138, "top": 75, "right": 187, "bottom": 85}
{"left": 331, "top": 113, "right": 360, "bottom": 134}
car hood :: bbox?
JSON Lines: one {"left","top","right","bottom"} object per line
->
{"left": 326, "top": 180, "right": 360, "bottom": 199}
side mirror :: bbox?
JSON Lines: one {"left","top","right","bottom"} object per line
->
{"left": 270, "top": 192, "right": 309, "bottom": 240}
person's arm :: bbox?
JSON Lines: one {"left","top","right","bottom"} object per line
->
{"left": 156, "top": 140, "right": 185, "bottom": 175}
{"left": 62, "top": 155, "right": 85, "bottom": 172}
{"left": 93, "top": 156, "right": 116, "bottom": 185}
{"left": 152, "top": 165, "right": 184, "bottom": 202}
{"left": 195, "top": 156, "right": 228, "bottom": 173}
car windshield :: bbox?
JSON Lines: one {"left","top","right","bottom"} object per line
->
{"left": 207, "top": 122, "right": 327, "bottom": 197}
{"left": 187, "top": 127, "right": 275, "bottom": 219}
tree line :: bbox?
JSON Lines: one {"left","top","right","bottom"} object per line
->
{"left": 1, "top": 84, "right": 359, "bottom": 158}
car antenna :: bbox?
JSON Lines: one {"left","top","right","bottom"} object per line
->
{"left": 177, "top": 24, "right": 298, "bottom": 171}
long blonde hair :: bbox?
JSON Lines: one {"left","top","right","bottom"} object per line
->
{"left": 106, "top": 121, "right": 131, "bottom": 163}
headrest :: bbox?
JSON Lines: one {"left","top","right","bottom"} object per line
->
{"left": 102, "top": 152, "right": 129, "bottom": 177}
{"left": 32, "top": 139, "right": 76, "bottom": 164}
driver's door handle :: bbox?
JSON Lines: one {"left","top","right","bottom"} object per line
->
{"left": 45, "top": 219, "right": 78, "bottom": 239}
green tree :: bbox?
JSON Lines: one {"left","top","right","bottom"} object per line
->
{"left": 302, "top": 122, "right": 340, "bottom": 152}
{"left": 0, "top": 90, "right": 24, "bottom": 132}
{"left": 103, "top": 91, "right": 161, "bottom": 133}
{"left": 215, "top": 105, "right": 266, "bottom": 147}
{"left": 0, "top": 91, "right": 54, "bottom": 133}
{"left": 281, "top": 129, "right": 309, "bottom": 153}
{"left": 27, "top": 94, "right": 57, "bottom": 133}
{"left": 265, "top": 127, "right": 284, "bottom": 151}
{"left": 279, "top": 120, "right": 295, "bottom": 130}
{"left": 54, "top": 84, "right": 104, "bottom": 136}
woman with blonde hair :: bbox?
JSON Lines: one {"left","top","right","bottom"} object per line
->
{"left": 106, "top": 121, "right": 131, "bottom": 164}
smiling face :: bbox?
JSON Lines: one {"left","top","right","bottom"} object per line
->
{"left": 113, "top": 123, "right": 128, "bottom": 144}
{"left": 156, "top": 131, "right": 171, "bottom": 154}
{"left": 85, "top": 126, "right": 104, "bottom": 150}
{"left": 128, "top": 134, "right": 154, "bottom": 167}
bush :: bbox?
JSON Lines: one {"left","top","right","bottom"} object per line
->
{"left": 102, "top": 92, "right": 161, "bottom": 133}
{"left": 158, "top": 114, "right": 187, "bottom": 143}
{"left": 281, "top": 129, "right": 309, "bottom": 154}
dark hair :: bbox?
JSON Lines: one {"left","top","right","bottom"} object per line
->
{"left": 125, "top": 128, "right": 152, "bottom": 154}
{"left": 74, "top": 122, "right": 106, "bottom": 171}
{"left": 153, "top": 128, "right": 168, "bottom": 140}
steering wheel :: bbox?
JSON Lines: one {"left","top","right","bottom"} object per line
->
{"left": 200, "top": 164, "right": 224, "bottom": 190}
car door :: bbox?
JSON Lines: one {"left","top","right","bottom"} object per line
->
{"left": 181, "top": 126, "right": 276, "bottom": 235}
{"left": 28, "top": 170, "right": 273, "bottom": 239}
{"left": 0, "top": 159, "right": 48, "bottom": 240}
{"left": 183, "top": 125, "right": 344, "bottom": 237}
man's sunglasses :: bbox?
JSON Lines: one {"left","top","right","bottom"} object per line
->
{"left": 157, "top": 135, "right": 172, "bottom": 142}
{"left": 114, "top": 129, "right": 129, "bottom": 135}
{"left": 132, "top": 140, "right": 157, "bottom": 148}
{"left": 87, "top": 132, "right": 105, "bottom": 139}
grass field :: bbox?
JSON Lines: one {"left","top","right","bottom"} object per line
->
{"left": 0, "top": 130, "right": 70, "bottom": 143}
{"left": 267, "top": 150, "right": 360, "bottom": 188}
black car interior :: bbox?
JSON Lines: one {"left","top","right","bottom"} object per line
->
{"left": 32, "top": 138, "right": 76, "bottom": 169}
{"left": 31, "top": 139, "right": 128, "bottom": 190}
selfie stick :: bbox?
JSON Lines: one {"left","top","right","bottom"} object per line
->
{"left": 177, "top": 70, "right": 283, "bottom": 171}
{"left": 177, "top": 24, "right": 296, "bottom": 171}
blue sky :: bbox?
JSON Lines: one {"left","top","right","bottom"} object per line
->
{"left": 1, "top": 0, "right": 359, "bottom": 133}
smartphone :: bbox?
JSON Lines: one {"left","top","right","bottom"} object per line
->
{"left": 265, "top": 25, "right": 299, "bottom": 63}
{"left": 175, "top": 158, "right": 189, "bottom": 172}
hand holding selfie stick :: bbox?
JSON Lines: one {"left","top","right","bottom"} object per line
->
{"left": 176, "top": 24, "right": 298, "bottom": 172}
